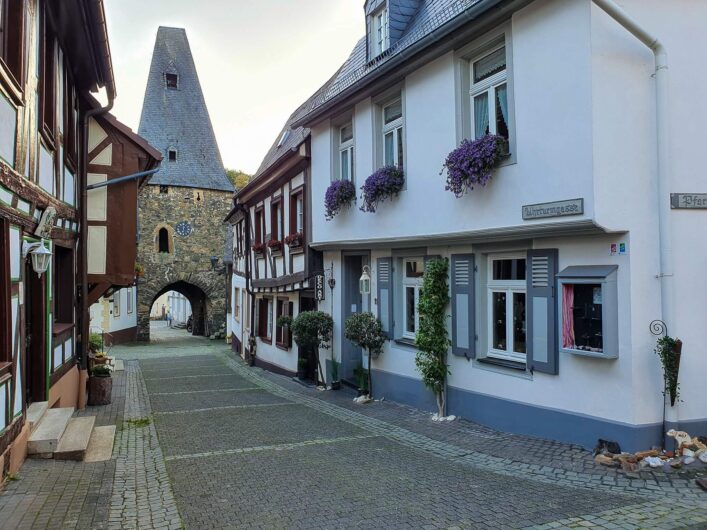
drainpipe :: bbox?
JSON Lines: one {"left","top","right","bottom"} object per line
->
{"left": 590, "top": 0, "right": 672, "bottom": 332}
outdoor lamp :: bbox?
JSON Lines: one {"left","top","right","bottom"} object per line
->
{"left": 359, "top": 266, "right": 371, "bottom": 295}
{"left": 210, "top": 256, "right": 219, "bottom": 270}
{"left": 22, "top": 239, "right": 52, "bottom": 278}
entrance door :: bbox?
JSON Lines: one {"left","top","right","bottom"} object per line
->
{"left": 298, "top": 295, "right": 318, "bottom": 382}
{"left": 24, "top": 261, "right": 47, "bottom": 404}
{"left": 341, "top": 254, "right": 365, "bottom": 384}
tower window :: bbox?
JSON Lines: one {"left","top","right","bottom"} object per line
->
{"left": 158, "top": 228, "right": 170, "bottom": 253}
{"left": 168, "top": 149, "right": 177, "bottom": 162}
{"left": 165, "top": 73, "right": 178, "bottom": 89}
{"left": 159, "top": 185, "right": 169, "bottom": 194}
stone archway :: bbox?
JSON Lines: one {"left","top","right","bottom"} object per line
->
{"left": 137, "top": 271, "right": 226, "bottom": 342}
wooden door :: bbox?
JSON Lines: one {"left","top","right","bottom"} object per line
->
{"left": 25, "top": 262, "right": 47, "bottom": 403}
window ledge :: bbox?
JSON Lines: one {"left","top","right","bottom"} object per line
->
{"left": 0, "top": 362, "right": 12, "bottom": 379}
{"left": 393, "top": 338, "right": 417, "bottom": 350}
{"left": 477, "top": 356, "right": 527, "bottom": 372}
{"left": 53, "top": 323, "right": 74, "bottom": 337}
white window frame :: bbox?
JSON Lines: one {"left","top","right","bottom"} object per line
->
{"left": 127, "top": 287, "right": 133, "bottom": 314}
{"left": 296, "top": 194, "right": 304, "bottom": 233}
{"left": 382, "top": 98, "right": 404, "bottom": 168}
{"left": 487, "top": 254, "right": 526, "bottom": 363}
{"left": 266, "top": 298, "right": 273, "bottom": 341}
{"left": 470, "top": 43, "right": 508, "bottom": 140}
{"left": 338, "top": 122, "right": 354, "bottom": 182}
{"left": 372, "top": 6, "right": 389, "bottom": 57}
{"left": 234, "top": 287, "right": 241, "bottom": 322}
{"left": 402, "top": 258, "right": 424, "bottom": 340}
{"left": 113, "top": 290, "right": 120, "bottom": 318}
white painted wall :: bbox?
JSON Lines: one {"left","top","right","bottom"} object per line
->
{"left": 89, "top": 286, "right": 137, "bottom": 334}
{"left": 308, "top": 0, "right": 707, "bottom": 429}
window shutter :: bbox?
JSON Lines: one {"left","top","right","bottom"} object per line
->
{"left": 451, "top": 254, "right": 475, "bottom": 359}
{"left": 526, "top": 249, "right": 559, "bottom": 375}
{"left": 377, "top": 258, "right": 393, "bottom": 339}
{"left": 287, "top": 302, "right": 294, "bottom": 348}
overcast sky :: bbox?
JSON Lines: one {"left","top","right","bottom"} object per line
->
{"left": 104, "top": 0, "right": 364, "bottom": 174}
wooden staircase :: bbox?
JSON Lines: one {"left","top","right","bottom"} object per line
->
{"left": 25, "top": 402, "right": 116, "bottom": 462}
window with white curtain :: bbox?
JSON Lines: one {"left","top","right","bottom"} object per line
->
{"left": 487, "top": 255, "right": 526, "bottom": 362}
{"left": 372, "top": 6, "right": 389, "bottom": 57}
{"left": 382, "top": 99, "right": 403, "bottom": 168}
{"left": 470, "top": 45, "right": 509, "bottom": 141}
{"left": 339, "top": 122, "right": 354, "bottom": 181}
{"left": 402, "top": 257, "right": 424, "bottom": 340}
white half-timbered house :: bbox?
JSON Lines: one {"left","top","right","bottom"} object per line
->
{"left": 228, "top": 104, "right": 322, "bottom": 380}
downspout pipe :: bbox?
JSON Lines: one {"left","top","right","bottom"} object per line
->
{"left": 591, "top": 0, "right": 673, "bottom": 333}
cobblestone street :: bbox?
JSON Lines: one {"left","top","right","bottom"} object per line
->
{"left": 1, "top": 325, "right": 706, "bottom": 528}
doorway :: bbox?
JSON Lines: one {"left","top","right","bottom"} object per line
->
{"left": 298, "top": 294, "right": 318, "bottom": 383}
{"left": 24, "top": 260, "right": 47, "bottom": 404}
{"left": 341, "top": 253, "right": 370, "bottom": 385}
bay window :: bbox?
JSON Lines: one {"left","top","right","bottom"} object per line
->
{"left": 487, "top": 256, "right": 526, "bottom": 362}
{"left": 402, "top": 257, "right": 424, "bottom": 340}
{"left": 382, "top": 98, "right": 403, "bottom": 168}
{"left": 339, "top": 122, "right": 354, "bottom": 181}
{"left": 470, "top": 45, "right": 509, "bottom": 142}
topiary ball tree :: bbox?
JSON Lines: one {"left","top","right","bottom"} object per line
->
{"left": 344, "top": 312, "right": 386, "bottom": 396}
{"left": 291, "top": 311, "right": 334, "bottom": 384}
{"left": 415, "top": 258, "right": 451, "bottom": 418}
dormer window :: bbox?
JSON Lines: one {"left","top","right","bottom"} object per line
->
{"left": 165, "top": 73, "right": 178, "bottom": 89}
{"left": 168, "top": 149, "right": 177, "bottom": 162}
{"left": 372, "top": 6, "right": 389, "bottom": 57}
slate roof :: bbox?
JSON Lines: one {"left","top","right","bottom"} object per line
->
{"left": 299, "top": 0, "right": 492, "bottom": 121}
{"left": 138, "top": 27, "right": 233, "bottom": 192}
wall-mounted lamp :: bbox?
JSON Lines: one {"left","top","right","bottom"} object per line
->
{"left": 210, "top": 256, "right": 219, "bottom": 270}
{"left": 359, "top": 265, "right": 371, "bottom": 296}
{"left": 22, "top": 240, "right": 52, "bottom": 278}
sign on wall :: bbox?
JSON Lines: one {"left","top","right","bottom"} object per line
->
{"left": 315, "top": 274, "right": 325, "bottom": 302}
{"left": 671, "top": 194, "right": 707, "bottom": 209}
{"left": 522, "top": 199, "right": 584, "bottom": 221}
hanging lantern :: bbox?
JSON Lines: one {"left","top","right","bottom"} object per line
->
{"left": 359, "top": 265, "right": 371, "bottom": 295}
{"left": 23, "top": 240, "right": 52, "bottom": 278}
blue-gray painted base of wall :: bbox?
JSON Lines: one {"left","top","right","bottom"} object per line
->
{"left": 371, "top": 368, "right": 707, "bottom": 452}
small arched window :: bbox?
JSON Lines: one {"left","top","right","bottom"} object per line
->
{"left": 158, "top": 228, "right": 170, "bottom": 253}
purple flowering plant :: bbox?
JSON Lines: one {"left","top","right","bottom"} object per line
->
{"left": 324, "top": 179, "right": 357, "bottom": 220}
{"left": 442, "top": 134, "right": 506, "bottom": 198}
{"left": 360, "top": 166, "right": 405, "bottom": 213}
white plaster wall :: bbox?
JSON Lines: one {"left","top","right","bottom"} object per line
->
{"left": 106, "top": 287, "right": 137, "bottom": 333}
{"left": 254, "top": 292, "right": 300, "bottom": 373}
{"left": 230, "top": 275, "right": 246, "bottom": 349}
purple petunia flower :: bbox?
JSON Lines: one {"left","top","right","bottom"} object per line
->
{"left": 360, "top": 166, "right": 405, "bottom": 213}
{"left": 324, "top": 179, "right": 357, "bottom": 220}
{"left": 442, "top": 135, "right": 506, "bottom": 198}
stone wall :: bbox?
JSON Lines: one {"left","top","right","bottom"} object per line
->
{"left": 136, "top": 185, "right": 232, "bottom": 341}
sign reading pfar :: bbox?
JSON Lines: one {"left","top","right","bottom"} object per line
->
{"left": 671, "top": 194, "right": 707, "bottom": 209}
{"left": 315, "top": 274, "right": 326, "bottom": 302}
{"left": 522, "top": 199, "right": 584, "bottom": 220}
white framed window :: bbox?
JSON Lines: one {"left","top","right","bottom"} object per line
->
{"left": 339, "top": 122, "right": 354, "bottom": 181}
{"left": 113, "top": 290, "right": 121, "bottom": 318}
{"left": 127, "top": 287, "right": 133, "bottom": 314}
{"left": 402, "top": 257, "right": 424, "bottom": 340}
{"left": 372, "top": 6, "right": 389, "bottom": 57}
{"left": 487, "top": 255, "right": 526, "bottom": 362}
{"left": 234, "top": 287, "right": 241, "bottom": 322}
{"left": 470, "top": 44, "right": 509, "bottom": 141}
{"left": 266, "top": 298, "right": 273, "bottom": 341}
{"left": 296, "top": 194, "right": 303, "bottom": 233}
{"left": 382, "top": 98, "right": 403, "bottom": 168}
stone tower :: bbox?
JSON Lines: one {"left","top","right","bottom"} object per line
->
{"left": 136, "top": 26, "right": 234, "bottom": 341}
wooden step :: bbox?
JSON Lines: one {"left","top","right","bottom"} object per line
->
{"left": 26, "top": 402, "right": 49, "bottom": 433}
{"left": 27, "top": 407, "right": 74, "bottom": 455}
{"left": 84, "top": 425, "right": 116, "bottom": 462}
{"left": 55, "top": 416, "right": 96, "bottom": 461}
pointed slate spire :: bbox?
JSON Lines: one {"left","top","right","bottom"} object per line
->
{"left": 138, "top": 27, "right": 233, "bottom": 192}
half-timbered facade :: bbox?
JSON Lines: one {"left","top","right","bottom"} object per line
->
{"left": 229, "top": 106, "right": 322, "bottom": 379}
{"left": 0, "top": 0, "right": 158, "bottom": 475}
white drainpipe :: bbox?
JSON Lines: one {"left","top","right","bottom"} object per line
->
{"left": 591, "top": 0, "right": 673, "bottom": 333}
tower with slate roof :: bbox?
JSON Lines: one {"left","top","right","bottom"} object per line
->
{"left": 135, "top": 27, "right": 234, "bottom": 342}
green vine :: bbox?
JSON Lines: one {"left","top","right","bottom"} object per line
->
{"left": 415, "top": 258, "right": 451, "bottom": 417}
{"left": 655, "top": 335, "right": 682, "bottom": 406}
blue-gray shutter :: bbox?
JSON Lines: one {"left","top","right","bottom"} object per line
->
{"left": 451, "top": 254, "right": 475, "bottom": 359}
{"left": 377, "top": 258, "right": 393, "bottom": 339}
{"left": 526, "top": 249, "right": 559, "bottom": 375}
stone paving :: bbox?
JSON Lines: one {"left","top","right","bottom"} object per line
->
{"left": 1, "top": 324, "right": 706, "bottom": 529}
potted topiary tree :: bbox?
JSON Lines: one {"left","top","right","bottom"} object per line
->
{"left": 87, "top": 363, "right": 113, "bottom": 406}
{"left": 344, "top": 312, "right": 386, "bottom": 399}
{"left": 291, "top": 311, "right": 334, "bottom": 386}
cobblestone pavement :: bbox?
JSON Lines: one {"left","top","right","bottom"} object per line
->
{"left": 111, "top": 329, "right": 707, "bottom": 530}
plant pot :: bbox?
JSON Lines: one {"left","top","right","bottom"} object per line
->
{"left": 87, "top": 375, "right": 113, "bottom": 406}
{"left": 330, "top": 381, "right": 341, "bottom": 390}
{"left": 357, "top": 388, "right": 368, "bottom": 397}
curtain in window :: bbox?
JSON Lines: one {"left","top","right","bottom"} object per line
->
{"left": 496, "top": 84, "right": 508, "bottom": 125}
{"left": 474, "top": 93, "right": 489, "bottom": 139}
{"left": 562, "top": 284, "right": 575, "bottom": 349}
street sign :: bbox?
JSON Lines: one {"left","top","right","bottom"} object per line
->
{"left": 315, "top": 274, "right": 325, "bottom": 301}
{"left": 671, "top": 193, "right": 707, "bottom": 209}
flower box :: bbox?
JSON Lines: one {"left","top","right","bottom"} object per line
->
{"left": 285, "top": 232, "right": 304, "bottom": 248}
{"left": 442, "top": 134, "right": 507, "bottom": 198}
{"left": 360, "top": 166, "right": 405, "bottom": 213}
{"left": 252, "top": 243, "right": 265, "bottom": 255}
{"left": 325, "top": 179, "right": 356, "bottom": 220}
{"left": 267, "top": 239, "right": 283, "bottom": 252}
